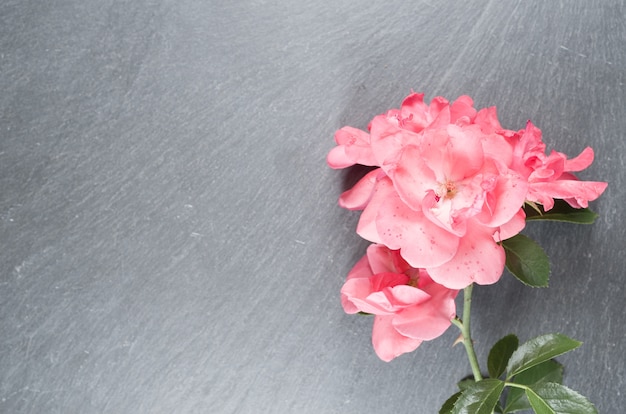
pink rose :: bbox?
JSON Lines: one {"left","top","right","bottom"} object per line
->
{"left": 327, "top": 126, "right": 376, "bottom": 169}
{"left": 341, "top": 244, "right": 458, "bottom": 362}
{"left": 336, "top": 120, "right": 527, "bottom": 288}
{"left": 325, "top": 92, "right": 477, "bottom": 171}
{"left": 329, "top": 92, "right": 607, "bottom": 289}
{"left": 506, "top": 121, "right": 608, "bottom": 210}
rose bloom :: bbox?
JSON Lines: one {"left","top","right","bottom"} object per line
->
{"left": 341, "top": 244, "right": 458, "bottom": 362}
{"left": 503, "top": 120, "right": 607, "bottom": 210}
{"left": 330, "top": 93, "right": 527, "bottom": 288}
{"left": 328, "top": 92, "right": 607, "bottom": 289}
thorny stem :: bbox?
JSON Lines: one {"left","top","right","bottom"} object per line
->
{"left": 451, "top": 284, "right": 483, "bottom": 381}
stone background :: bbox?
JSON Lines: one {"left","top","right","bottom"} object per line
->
{"left": 1, "top": 1, "right": 624, "bottom": 412}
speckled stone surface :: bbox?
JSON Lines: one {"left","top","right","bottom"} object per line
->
{"left": 1, "top": 1, "right": 624, "bottom": 412}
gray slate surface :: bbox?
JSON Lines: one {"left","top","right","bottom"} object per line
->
{"left": 1, "top": 1, "right": 624, "bottom": 413}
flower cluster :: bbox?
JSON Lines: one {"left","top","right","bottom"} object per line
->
{"left": 329, "top": 92, "right": 607, "bottom": 360}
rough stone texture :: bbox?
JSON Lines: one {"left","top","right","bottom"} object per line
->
{"left": 1, "top": 1, "right": 624, "bottom": 412}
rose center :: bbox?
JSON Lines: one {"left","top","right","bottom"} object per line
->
{"left": 435, "top": 180, "right": 457, "bottom": 202}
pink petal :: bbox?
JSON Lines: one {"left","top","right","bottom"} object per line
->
{"left": 392, "top": 279, "right": 457, "bottom": 341}
{"left": 338, "top": 168, "right": 382, "bottom": 210}
{"left": 369, "top": 113, "right": 422, "bottom": 170}
{"left": 418, "top": 275, "right": 460, "bottom": 299}
{"left": 366, "top": 244, "right": 407, "bottom": 274}
{"left": 341, "top": 255, "right": 374, "bottom": 314}
{"left": 511, "top": 121, "right": 546, "bottom": 175}
{"left": 340, "top": 295, "right": 360, "bottom": 314}
{"left": 564, "top": 147, "right": 594, "bottom": 172}
{"left": 355, "top": 176, "right": 396, "bottom": 244}
{"left": 341, "top": 272, "right": 410, "bottom": 315}
{"left": 530, "top": 180, "right": 608, "bottom": 209}
{"left": 450, "top": 95, "right": 477, "bottom": 124}
{"left": 474, "top": 107, "right": 502, "bottom": 134}
{"left": 480, "top": 133, "right": 513, "bottom": 167}
{"left": 387, "top": 285, "right": 431, "bottom": 307}
{"left": 369, "top": 272, "right": 411, "bottom": 294}
{"left": 428, "top": 97, "right": 451, "bottom": 128}
{"left": 366, "top": 244, "right": 394, "bottom": 274}
{"left": 400, "top": 92, "right": 428, "bottom": 128}
{"left": 445, "top": 125, "right": 485, "bottom": 181}
{"left": 345, "top": 253, "right": 374, "bottom": 281}
{"left": 417, "top": 126, "right": 484, "bottom": 184}
{"left": 400, "top": 93, "right": 442, "bottom": 133}
{"left": 428, "top": 221, "right": 505, "bottom": 289}
{"left": 494, "top": 208, "right": 526, "bottom": 241}
{"left": 477, "top": 163, "right": 528, "bottom": 228}
{"left": 336, "top": 126, "right": 377, "bottom": 166}
{"left": 416, "top": 128, "right": 452, "bottom": 183}
{"left": 392, "top": 297, "right": 455, "bottom": 340}
{"left": 376, "top": 190, "right": 460, "bottom": 268}
{"left": 341, "top": 278, "right": 380, "bottom": 314}
{"left": 327, "top": 145, "right": 354, "bottom": 169}
{"left": 392, "top": 144, "right": 438, "bottom": 210}
{"left": 401, "top": 92, "right": 426, "bottom": 111}
{"left": 528, "top": 151, "right": 565, "bottom": 182}
{"left": 421, "top": 189, "right": 470, "bottom": 236}
{"left": 372, "top": 316, "right": 423, "bottom": 362}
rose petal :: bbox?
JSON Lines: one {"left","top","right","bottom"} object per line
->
{"left": 376, "top": 190, "right": 459, "bottom": 268}
{"left": 474, "top": 106, "right": 502, "bottom": 134}
{"left": 392, "top": 144, "right": 438, "bottom": 210}
{"left": 564, "top": 147, "right": 594, "bottom": 172}
{"left": 387, "top": 285, "right": 431, "bottom": 307}
{"left": 392, "top": 296, "right": 456, "bottom": 340}
{"left": 529, "top": 180, "right": 608, "bottom": 209}
{"left": 327, "top": 145, "right": 354, "bottom": 169}
{"left": 428, "top": 221, "right": 505, "bottom": 289}
{"left": 369, "top": 113, "right": 421, "bottom": 170}
{"left": 450, "top": 95, "right": 477, "bottom": 124}
{"left": 355, "top": 176, "right": 396, "bottom": 244}
{"left": 481, "top": 133, "right": 513, "bottom": 167}
{"left": 366, "top": 244, "right": 411, "bottom": 275}
{"left": 338, "top": 168, "right": 382, "bottom": 210}
{"left": 445, "top": 125, "right": 485, "bottom": 181}
{"left": 341, "top": 272, "right": 410, "bottom": 315}
{"left": 477, "top": 163, "right": 528, "bottom": 228}
{"left": 494, "top": 208, "right": 526, "bottom": 241}
{"left": 345, "top": 253, "right": 373, "bottom": 281}
{"left": 372, "top": 316, "right": 423, "bottom": 362}
{"left": 339, "top": 127, "right": 377, "bottom": 166}
{"left": 327, "top": 126, "right": 377, "bottom": 168}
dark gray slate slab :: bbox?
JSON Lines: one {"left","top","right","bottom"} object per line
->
{"left": 1, "top": 1, "right": 624, "bottom": 412}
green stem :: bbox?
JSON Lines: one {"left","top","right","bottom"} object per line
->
{"left": 505, "top": 382, "right": 530, "bottom": 390}
{"left": 453, "top": 284, "right": 483, "bottom": 381}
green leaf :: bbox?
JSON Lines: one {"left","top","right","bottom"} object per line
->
{"left": 439, "top": 392, "right": 462, "bottom": 414}
{"left": 526, "top": 387, "right": 554, "bottom": 414}
{"left": 457, "top": 378, "right": 475, "bottom": 391}
{"left": 515, "top": 359, "right": 564, "bottom": 386}
{"left": 488, "top": 334, "right": 519, "bottom": 379}
{"left": 503, "top": 393, "right": 530, "bottom": 414}
{"left": 523, "top": 199, "right": 599, "bottom": 224}
{"left": 506, "top": 334, "right": 581, "bottom": 379}
{"left": 526, "top": 383, "right": 598, "bottom": 414}
{"left": 502, "top": 234, "right": 550, "bottom": 287}
{"left": 451, "top": 379, "right": 505, "bottom": 414}
{"left": 504, "top": 360, "right": 563, "bottom": 413}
